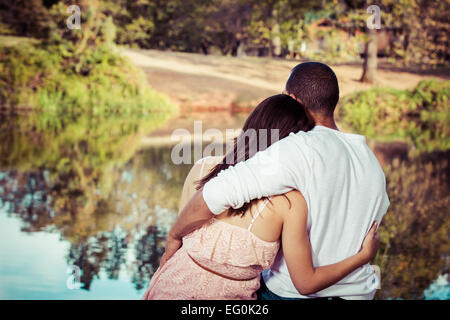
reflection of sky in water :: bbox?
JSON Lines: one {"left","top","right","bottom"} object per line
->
{"left": 424, "top": 274, "right": 450, "bottom": 300}
{"left": 0, "top": 211, "right": 144, "bottom": 299}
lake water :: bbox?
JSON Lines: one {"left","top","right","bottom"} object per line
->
{"left": 0, "top": 111, "right": 448, "bottom": 300}
{"left": 0, "top": 145, "right": 190, "bottom": 299}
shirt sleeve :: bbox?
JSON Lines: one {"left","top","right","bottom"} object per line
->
{"left": 203, "top": 132, "right": 311, "bottom": 215}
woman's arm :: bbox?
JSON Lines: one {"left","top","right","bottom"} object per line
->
{"left": 160, "top": 157, "right": 219, "bottom": 267}
{"left": 281, "top": 192, "right": 379, "bottom": 296}
{"left": 178, "top": 162, "right": 201, "bottom": 215}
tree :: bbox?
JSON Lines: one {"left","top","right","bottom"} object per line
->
{"left": 347, "top": 0, "right": 450, "bottom": 82}
{"left": 360, "top": 27, "right": 377, "bottom": 83}
{"left": 249, "top": 0, "right": 316, "bottom": 57}
{"left": 337, "top": 1, "right": 378, "bottom": 83}
{"left": 0, "top": 0, "right": 50, "bottom": 37}
{"left": 198, "top": 0, "right": 253, "bottom": 56}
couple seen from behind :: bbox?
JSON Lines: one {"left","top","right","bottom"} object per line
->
{"left": 142, "top": 62, "right": 390, "bottom": 300}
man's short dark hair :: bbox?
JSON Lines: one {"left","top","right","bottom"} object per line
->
{"left": 285, "top": 62, "right": 339, "bottom": 116}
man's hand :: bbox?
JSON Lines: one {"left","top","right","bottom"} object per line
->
{"left": 359, "top": 221, "right": 380, "bottom": 264}
{"left": 159, "top": 233, "right": 182, "bottom": 268}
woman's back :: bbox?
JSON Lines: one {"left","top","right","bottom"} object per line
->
{"left": 181, "top": 156, "right": 299, "bottom": 243}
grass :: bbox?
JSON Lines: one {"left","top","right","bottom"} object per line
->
{"left": 337, "top": 80, "right": 450, "bottom": 152}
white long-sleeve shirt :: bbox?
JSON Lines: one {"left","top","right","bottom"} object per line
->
{"left": 203, "top": 125, "right": 390, "bottom": 299}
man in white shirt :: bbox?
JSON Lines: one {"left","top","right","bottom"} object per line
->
{"left": 161, "top": 62, "right": 390, "bottom": 299}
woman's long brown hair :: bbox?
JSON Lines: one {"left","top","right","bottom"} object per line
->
{"left": 196, "top": 94, "right": 314, "bottom": 216}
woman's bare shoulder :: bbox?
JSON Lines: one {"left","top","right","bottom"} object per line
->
{"left": 186, "top": 156, "right": 222, "bottom": 184}
{"left": 179, "top": 156, "right": 223, "bottom": 213}
{"left": 194, "top": 156, "right": 222, "bottom": 167}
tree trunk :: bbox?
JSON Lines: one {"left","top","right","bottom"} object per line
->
{"left": 360, "top": 28, "right": 377, "bottom": 83}
{"left": 200, "top": 40, "right": 209, "bottom": 55}
{"left": 271, "top": 9, "right": 281, "bottom": 57}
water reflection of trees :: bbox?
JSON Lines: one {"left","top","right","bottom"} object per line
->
{"left": 132, "top": 226, "right": 165, "bottom": 291}
{"left": 375, "top": 150, "right": 450, "bottom": 299}
{"left": 0, "top": 111, "right": 185, "bottom": 292}
{"left": 0, "top": 145, "right": 191, "bottom": 291}
{"left": 0, "top": 171, "right": 54, "bottom": 232}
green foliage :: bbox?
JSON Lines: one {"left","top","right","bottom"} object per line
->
{"left": 0, "top": 0, "right": 50, "bottom": 38}
{"left": 117, "top": 16, "right": 154, "bottom": 47}
{"left": 0, "top": 0, "right": 175, "bottom": 116}
{"left": 382, "top": 0, "right": 449, "bottom": 67}
{"left": 338, "top": 80, "right": 450, "bottom": 151}
{"left": 1, "top": 0, "right": 448, "bottom": 65}
{"left": 104, "top": 0, "right": 208, "bottom": 52}
{"left": 0, "top": 43, "right": 174, "bottom": 115}
{"left": 305, "top": 28, "right": 364, "bottom": 63}
{"left": 0, "top": 20, "right": 14, "bottom": 35}
{"left": 338, "top": 0, "right": 450, "bottom": 68}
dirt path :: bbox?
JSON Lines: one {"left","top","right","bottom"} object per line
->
{"left": 124, "top": 48, "right": 449, "bottom": 147}
{"left": 124, "top": 48, "right": 449, "bottom": 110}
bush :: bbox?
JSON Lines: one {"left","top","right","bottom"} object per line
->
{"left": 0, "top": 43, "right": 174, "bottom": 115}
{"left": 338, "top": 80, "right": 450, "bottom": 151}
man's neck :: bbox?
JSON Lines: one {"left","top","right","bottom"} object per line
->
{"left": 312, "top": 116, "right": 339, "bottom": 131}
